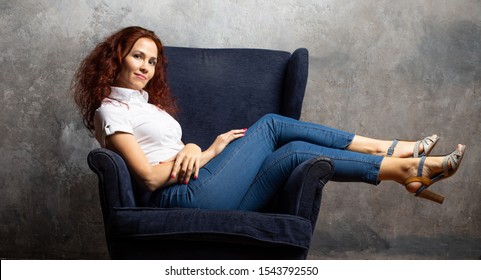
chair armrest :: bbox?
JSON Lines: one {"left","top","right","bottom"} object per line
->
{"left": 277, "top": 157, "right": 334, "bottom": 231}
{"left": 108, "top": 207, "right": 312, "bottom": 249}
{"left": 87, "top": 148, "right": 137, "bottom": 209}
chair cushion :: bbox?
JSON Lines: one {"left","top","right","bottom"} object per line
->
{"left": 109, "top": 207, "right": 312, "bottom": 249}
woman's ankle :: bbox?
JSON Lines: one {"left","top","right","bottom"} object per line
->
{"left": 348, "top": 135, "right": 384, "bottom": 155}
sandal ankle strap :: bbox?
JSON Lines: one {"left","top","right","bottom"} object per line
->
{"left": 387, "top": 139, "right": 399, "bottom": 157}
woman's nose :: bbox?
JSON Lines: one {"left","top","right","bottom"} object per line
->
{"left": 139, "top": 63, "right": 148, "bottom": 73}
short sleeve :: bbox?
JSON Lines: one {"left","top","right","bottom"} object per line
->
{"left": 94, "top": 103, "right": 133, "bottom": 147}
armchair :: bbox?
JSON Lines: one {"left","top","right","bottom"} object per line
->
{"left": 87, "top": 47, "right": 335, "bottom": 259}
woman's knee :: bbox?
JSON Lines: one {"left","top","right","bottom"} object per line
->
{"left": 273, "top": 142, "right": 320, "bottom": 167}
{"left": 279, "top": 141, "right": 311, "bottom": 153}
{"left": 258, "top": 113, "right": 278, "bottom": 123}
{"left": 255, "top": 113, "right": 291, "bottom": 128}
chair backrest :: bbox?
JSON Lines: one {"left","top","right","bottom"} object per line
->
{"left": 164, "top": 47, "right": 308, "bottom": 149}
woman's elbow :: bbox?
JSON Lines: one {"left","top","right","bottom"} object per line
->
{"left": 141, "top": 173, "right": 169, "bottom": 192}
{"left": 135, "top": 163, "right": 172, "bottom": 192}
{"left": 135, "top": 168, "right": 161, "bottom": 192}
{"left": 143, "top": 180, "right": 160, "bottom": 192}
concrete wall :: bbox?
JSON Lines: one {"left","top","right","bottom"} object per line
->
{"left": 1, "top": 0, "right": 480, "bottom": 259}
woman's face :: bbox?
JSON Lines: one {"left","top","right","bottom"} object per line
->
{"left": 115, "top": 37, "right": 158, "bottom": 90}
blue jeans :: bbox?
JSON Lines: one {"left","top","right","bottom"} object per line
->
{"left": 152, "top": 114, "right": 383, "bottom": 211}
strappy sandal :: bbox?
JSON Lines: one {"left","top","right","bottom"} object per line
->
{"left": 386, "top": 135, "right": 440, "bottom": 158}
{"left": 403, "top": 144, "right": 466, "bottom": 204}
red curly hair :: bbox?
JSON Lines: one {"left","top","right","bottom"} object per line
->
{"left": 72, "top": 26, "right": 177, "bottom": 132}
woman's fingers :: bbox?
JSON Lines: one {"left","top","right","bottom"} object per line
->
{"left": 171, "top": 132, "right": 245, "bottom": 184}
{"left": 193, "top": 157, "right": 200, "bottom": 180}
{"left": 174, "top": 154, "right": 191, "bottom": 184}
{"left": 181, "top": 155, "right": 196, "bottom": 184}
{"left": 223, "top": 129, "right": 247, "bottom": 142}
{"left": 209, "top": 128, "right": 247, "bottom": 157}
{"left": 171, "top": 143, "right": 202, "bottom": 184}
{"left": 171, "top": 153, "right": 184, "bottom": 180}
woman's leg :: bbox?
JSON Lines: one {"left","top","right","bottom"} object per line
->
{"left": 238, "top": 142, "right": 462, "bottom": 211}
{"left": 348, "top": 135, "right": 435, "bottom": 158}
{"left": 154, "top": 114, "right": 362, "bottom": 209}
{"left": 240, "top": 113, "right": 431, "bottom": 158}
{"left": 238, "top": 141, "right": 383, "bottom": 211}
{"left": 153, "top": 114, "right": 447, "bottom": 210}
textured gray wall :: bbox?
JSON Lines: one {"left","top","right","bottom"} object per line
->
{"left": 1, "top": 0, "right": 480, "bottom": 259}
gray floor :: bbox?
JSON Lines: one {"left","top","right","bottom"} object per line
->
{"left": 307, "top": 235, "right": 481, "bottom": 260}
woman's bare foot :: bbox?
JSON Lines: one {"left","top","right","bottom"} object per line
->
{"left": 381, "top": 134, "right": 439, "bottom": 158}
{"left": 403, "top": 157, "right": 444, "bottom": 193}
{"left": 403, "top": 144, "right": 465, "bottom": 193}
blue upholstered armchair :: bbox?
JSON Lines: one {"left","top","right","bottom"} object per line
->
{"left": 87, "top": 47, "right": 335, "bottom": 259}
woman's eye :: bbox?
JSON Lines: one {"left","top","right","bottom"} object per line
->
{"left": 133, "top": 54, "right": 142, "bottom": 59}
{"left": 149, "top": 60, "right": 157, "bottom": 66}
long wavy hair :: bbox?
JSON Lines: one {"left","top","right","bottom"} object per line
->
{"left": 72, "top": 26, "right": 177, "bottom": 132}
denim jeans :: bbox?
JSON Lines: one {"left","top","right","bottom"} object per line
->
{"left": 152, "top": 114, "right": 383, "bottom": 211}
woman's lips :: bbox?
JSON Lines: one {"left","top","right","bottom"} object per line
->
{"left": 135, "top": 73, "right": 147, "bottom": 80}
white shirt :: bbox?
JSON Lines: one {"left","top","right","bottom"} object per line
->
{"left": 94, "top": 87, "right": 184, "bottom": 164}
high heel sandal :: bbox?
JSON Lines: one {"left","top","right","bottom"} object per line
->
{"left": 386, "top": 135, "right": 440, "bottom": 158}
{"left": 403, "top": 145, "right": 466, "bottom": 204}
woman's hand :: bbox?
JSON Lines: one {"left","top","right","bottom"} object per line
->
{"left": 208, "top": 129, "right": 247, "bottom": 156}
{"left": 171, "top": 129, "right": 246, "bottom": 185}
{"left": 171, "top": 143, "right": 202, "bottom": 184}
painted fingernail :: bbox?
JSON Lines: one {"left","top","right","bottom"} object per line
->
{"left": 243, "top": 128, "right": 248, "bottom": 131}
{"left": 194, "top": 175, "right": 198, "bottom": 180}
{"left": 184, "top": 181, "right": 188, "bottom": 185}
{"left": 171, "top": 174, "right": 175, "bottom": 179}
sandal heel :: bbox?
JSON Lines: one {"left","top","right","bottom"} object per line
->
{"left": 415, "top": 189, "right": 445, "bottom": 204}
{"left": 403, "top": 144, "right": 465, "bottom": 204}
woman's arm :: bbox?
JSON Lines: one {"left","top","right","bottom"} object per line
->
{"left": 106, "top": 132, "right": 177, "bottom": 191}
{"left": 106, "top": 129, "right": 246, "bottom": 191}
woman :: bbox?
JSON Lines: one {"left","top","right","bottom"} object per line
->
{"left": 73, "top": 26, "right": 465, "bottom": 211}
